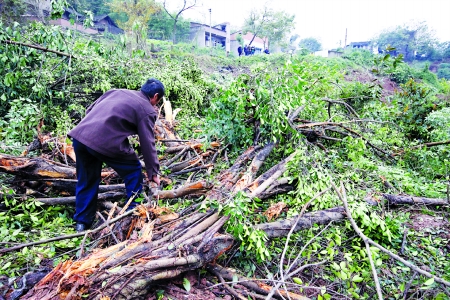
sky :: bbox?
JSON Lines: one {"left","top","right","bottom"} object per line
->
{"left": 167, "top": 0, "right": 450, "bottom": 49}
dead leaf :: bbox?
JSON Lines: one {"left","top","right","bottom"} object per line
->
{"left": 263, "top": 202, "right": 286, "bottom": 221}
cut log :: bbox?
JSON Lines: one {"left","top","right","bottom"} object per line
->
{"left": 33, "top": 191, "right": 127, "bottom": 205}
{"left": 233, "top": 142, "right": 275, "bottom": 190}
{"left": 254, "top": 207, "right": 346, "bottom": 238}
{"left": 0, "top": 154, "right": 77, "bottom": 179}
{"left": 21, "top": 210, "right": 234, "bottom": 300}
{"left": 32, "top": 180, "right": 213, "bottom": 205}
{"left": 0, "top": 154, "right": 114, "bottom": 179}
{"left": 383, "top": 194, "right": 449, "bottom": 206}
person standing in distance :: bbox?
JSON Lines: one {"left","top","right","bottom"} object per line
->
{"left": 68, "top": 79, "right": 164, "bottom": 232}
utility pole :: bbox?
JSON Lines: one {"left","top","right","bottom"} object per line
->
{"left": 209, "top": 8, "right": 212, "bottom": 54}
{"left": 344, "top": 28, "right": 347, "bottom": 48}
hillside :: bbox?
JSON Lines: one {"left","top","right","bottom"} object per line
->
{"left": 0, "top": 22, "right": 449, "bottom": 300}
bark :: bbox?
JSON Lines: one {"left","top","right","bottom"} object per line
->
{"left": 244, "top": 153, "right": 295, "bottom": 197}
{"left": 33, "top": 191, "right": 127, "bottom": 205}
{"left": 42, "top": 179, "right": 125, "bottom": 194}
{"left": 32, "top": 180, "right": 213, "bottom": 204}
{"left": 233, "top": 142, "right": 275, "bottom": 191}
{"left": 383, "top": 194, "right": 449, "bottom": 206}
{"left": 168, "top": 156, "right": 203, "bottom": 172}
{"left": 254, "top": 207, "right": 346, "bottom": 238}
{"left": 0, "top": 154, "right": 77, "bottom": 179}
{"left": 0, "top": 154, "right": 114, "bottom": 180}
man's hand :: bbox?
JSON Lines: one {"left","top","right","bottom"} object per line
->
{"left": 151, "top": 174, "right": 160, "bottom": 186}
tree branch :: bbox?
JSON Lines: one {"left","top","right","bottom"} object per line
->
{"left": 2, "top": 40, "right": 73, "bottom": 57}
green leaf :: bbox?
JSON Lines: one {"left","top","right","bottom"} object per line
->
{"left": 423, "top": 278, "right": 434, "bottom": 286}
{"left": 293, "top": 277, "right": 302, "bottom": 285}
{"left": 352, "top": 275, "right": 364, "bottom": 283}
{"left": 183, "top": 277, "right": 191, "bottom": 292}
{"left": 1, "top": 262, "right": 11, "bottom": 270}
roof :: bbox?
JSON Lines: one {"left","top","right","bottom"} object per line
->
{"left": 190, "top": 21, "right": 228, "bottom": 32}
{"left": 61, "top": 8, "right": 123, "bottom": 34}
{"left": 230, "top": 31, "right": 267, "bottom": 45}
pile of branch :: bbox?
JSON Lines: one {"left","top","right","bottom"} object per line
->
{"left": 21, "top": 207, "right": 233, "bottom": 299}
{"left": 2, "top": 101, "right": 449, "bottom": 299}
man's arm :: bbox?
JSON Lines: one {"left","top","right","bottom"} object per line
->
{"left": 137, "top": 113, "right": 160, "bottom": 184}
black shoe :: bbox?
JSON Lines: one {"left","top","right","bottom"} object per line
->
{"left": 75, "top": 223, "right": 88, "bottom": 232}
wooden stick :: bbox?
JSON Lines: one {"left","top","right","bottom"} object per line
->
{"left": 208, "top": 268, "right": 247, "bottom": 300}
{"left": 2, "top": 40, "right": 73, "bottom": 57}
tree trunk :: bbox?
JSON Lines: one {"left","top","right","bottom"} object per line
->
{"left": 172, "top": 20, "right": 178, "bottom": 44}
{"left": 254, "top": 207, "right": 346, "bottom": 238}
{"left": 383, "top": 194, "right": 449, "bottom": 206}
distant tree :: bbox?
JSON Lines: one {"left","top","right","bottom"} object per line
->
{"left": 375, "top": 21, "right": 437, "bottom": 61}
{"left": 68, "top": 0, "right": 111, "bottom": 16}
{"left": 0, "top": 0, "right": 26, "bottom": 24}
{"left": 439, "top": 41, "right": 450, "bottom": 60}
{"left": 109, "top": 0, "right": 159, "bottom": 31}
{"left": 242, "top": 6, "right": 273, "bottom": 47}
{"left": 109, "top": 0, "right": 160, "bottom": 47}
{"left": 148, "top": 10, "right": 190, "bottom": 42}
{"left": 260, "top": 10, "right": 295, "bottom": 50}
{"left": 298, "top": 37, "right": 322, "bottom": 52}
{"left": 162, "top": 0, "right": 196, "bottom": 44}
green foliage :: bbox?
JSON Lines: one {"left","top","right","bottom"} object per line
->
{"left": 0, "top": 194, "right": 79, "bottom": 277}
{"left": 207, "top": 192, "right": 270, "bottom": 262}
{"left": 243, "top": 7, "right": 295, "bottom": 48}
{"left": 0, "top": 98, "right": 40, "bottom": 152}
{"left": 437, "top": 63, "right": 450, "bottom": 80}
{"left": 375, "top": 21, "right": 437, "bottom": 62}
{"left": 425, "top": 107, "right": 450, "bottom": 141}
{"left": 0, "top": 0, "right": 26, "bottom": 25}
{"left": 341, "top": 49, "right": 375, "bottom": 67}
{"left": 67, "top": 0, "right": 111, "bottom": 15}
{"left": 147, "top": 10, "right": 190, "bottom": 42}
{"left": 0, "top": 21, "right": 211, "bottom": 151}
{"left": 298, "top": 37, "right": 322, "bottom": 52}
{"left": 203, "top": 56, "right": 341, "bottom": 148}
{"left": 394, "top": 79, "right": 442, "bottom": 140}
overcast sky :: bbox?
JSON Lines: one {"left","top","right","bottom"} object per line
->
{"left": 168, "top": 0, "right": 450, "bottom": 49}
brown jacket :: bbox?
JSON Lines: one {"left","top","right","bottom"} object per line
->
{"left": 68, "top": 89, "right": 160, "bottom": 177}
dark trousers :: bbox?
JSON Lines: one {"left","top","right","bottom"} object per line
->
{"left": 72, "top": 139, "right": 143, "bottom": 225}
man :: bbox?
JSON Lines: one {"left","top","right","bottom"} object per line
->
{"left": 68, "top": 78, "right": 164, "bottom": 232}
{"left": 237, "top": 45, "right": 242, "bottom": 56}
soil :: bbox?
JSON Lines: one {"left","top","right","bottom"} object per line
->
{"left": 407, "top": 211, "right": 450, "bottom": 251}
{"left": 344, "top": 68, "right": 400, "bottom": 103}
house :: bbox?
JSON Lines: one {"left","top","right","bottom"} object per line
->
{"left": 24, "top": 4, "right": 123, "bottom": 35}
{"left": 93, "top": 15, "right": 124, "bottom": 35}
{"left": 189, "top": 22, "right": 230, "bottom": 52}
{"left": 230, "top": 31, "right": 267, "bottom": 56}
{"left": 347, "top": 41, "right": 377, "bottom": 54}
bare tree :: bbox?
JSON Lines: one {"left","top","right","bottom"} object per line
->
{"left": 162, "top": 0, "right": 196, "bottom": 44}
